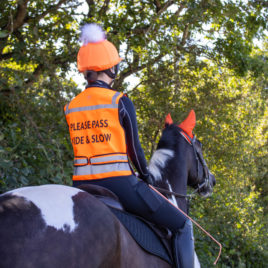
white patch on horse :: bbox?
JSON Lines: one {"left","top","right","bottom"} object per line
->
{"left": 194, "top": 251, "right": 201, "bottom": 268}
{"left": 148, "top": 149, "right": 174, "bottom": 181}
{"left": 7, "top": 185, "right": 82, "bottom": 232}
{"left": 167, "top": 182, "right": 178, "bottom": 207}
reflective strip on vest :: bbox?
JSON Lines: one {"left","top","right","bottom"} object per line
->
{"left": 74, "top": 162, "right": 131, "bottom": 176}
{"left": 90, "top": 154, "right": 128, "bottom": 164}
{"left": 65, "top": 91, "right": 121, "bottom": 116}
{"left": 74, "top": 158, "right": 88, "bottom": 165}
{"left": 65, "top": 104, "right": 118, "bottom": 115}
{"left": 112, "top": 92, "right": 121, "bottom": 104}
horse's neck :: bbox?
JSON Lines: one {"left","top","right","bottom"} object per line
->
{"left": 149, "top": 148, "right": 188, "bottom": 212}
{"left": 164, "top": 164, "right": 188, "bottom": 213}
{"left": 167, "top": 149, "right": 189, "bottom": 213}
{"left": 148, "top": 148, "right": 174, "bottom": 182}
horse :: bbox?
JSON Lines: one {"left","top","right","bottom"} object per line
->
{"left": 149, "top": 110, "right": 215, "bottom": 213}
{"left": 0, "top": 110, "right": 215, "bottom": 268}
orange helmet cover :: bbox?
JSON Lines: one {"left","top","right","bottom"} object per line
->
{"left": 77, "top": 24, "right": 122, "bottom": 72}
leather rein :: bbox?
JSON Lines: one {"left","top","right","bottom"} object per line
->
{"left": 153, "top": 181, "right": 208, "bottom": 200}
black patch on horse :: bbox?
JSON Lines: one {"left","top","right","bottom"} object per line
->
{"left": 0, "top": 194, "right": 47, "bottom": 267}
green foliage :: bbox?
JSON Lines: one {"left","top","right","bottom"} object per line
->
{"left": 0, "top": 75, "right": 79, "bottom": 191}
{"left": 131, "top": 53, "right": 268, "bottom": 266}
{"left": 0, "top": 0, "right": 267, "bottom": 267}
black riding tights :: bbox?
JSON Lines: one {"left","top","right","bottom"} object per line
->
{"left": 73, "top": 175, "right": 187, "bottom": 232}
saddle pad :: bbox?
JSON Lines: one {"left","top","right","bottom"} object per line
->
{"left": 110, "top": 207, "right": 172, "bottom": 265}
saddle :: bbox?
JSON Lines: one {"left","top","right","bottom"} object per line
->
{"left": 77, "top": 184, "right": 174, "bottom": 265}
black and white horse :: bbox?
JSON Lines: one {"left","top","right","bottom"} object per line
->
{"left": 0, "top": 110, "right": 215, "bottom": 268}
{"left": 149, "top": 110, "right": 215, "bottom": 212}
{"left": 149, "top": 110, "right": 216, "bottom": 267}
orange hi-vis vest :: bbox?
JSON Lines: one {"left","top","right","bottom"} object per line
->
{"left": 64, "top": 87, "right": 132, "bottom": 181}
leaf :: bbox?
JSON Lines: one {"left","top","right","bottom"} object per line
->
{"left": 0, "top": 30, "right": 8, "bottom": 38}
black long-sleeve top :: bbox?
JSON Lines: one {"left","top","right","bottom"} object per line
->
{"left": 87, "top": 80, "right": 150, "bottom": 182}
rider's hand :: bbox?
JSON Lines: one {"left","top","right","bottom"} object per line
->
{"left": 136, "top": 170, "right": 154, "bottom": 185}
{"left": 143, "top": 173, "right": 154, "bottom": 185}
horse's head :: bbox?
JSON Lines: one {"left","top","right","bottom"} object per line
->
{"left": 149, "top": 110, "right": 215, "bottom": 210}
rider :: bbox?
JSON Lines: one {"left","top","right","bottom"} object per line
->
{"left": 65, "top": 23, "right": 194, "bottom": 268}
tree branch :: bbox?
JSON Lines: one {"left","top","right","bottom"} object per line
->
{"left": 1, "top": 0, "right": 71, "bottom": 60}
{"left": 0, "top": 53, "right": 13, "bottom": 61}
{"left": 25, "top": 48, "right": 77, "bottom": 86}
{"left": 25, "top": 0, "right": 69, "bottom": 24}
{"left": 175, "top": 3, "right": 185, "bottom": 17}
{"left": 24, "top": 64, "right": 44, "bottom": 86}
{"left": 153, "top": 0, "right": 162, "bottom": 12}
{"left": 24, "top": 113, "right": 45, "bottom": 142}
{"left": 149, "top": 129, "right": 160, "bottom": 158}
{"left": 86, "top": 0, "right": 95, "bottom": 18}
{"left": 156, "top": 0, "right": 175, "bottom": 16}
{"left": 7, "top": 0, "right": 30, "bottom": 33}
{"left": 114, "top": 52, "right": 165, "bottom": 89}
{"left": 146, "top": 0, "right": 175, "bottom": 35}
{"left": 99, "top": 0, "right": 110, "bottom": 16}
{"left": 180, "top": 24, "right": 190, "bottom": 46}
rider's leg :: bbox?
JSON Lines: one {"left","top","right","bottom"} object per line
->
{"left": 74, "top": 176, "right": 194, "bottom": 268}
{"left": 74, "top": 176, "right": 186, "bottom": 228}
{"left": 173, "top": 219, "right": 195, "bottom": 268}
{"left": 131, "top": 178, "right": 195, "bottom": 268}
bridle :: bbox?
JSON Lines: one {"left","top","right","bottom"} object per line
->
{"left": 191, "top": 135, "right": 211, "bottom": 194}
{"left": 153, "top": 128, "right": 211, "bottom": 202}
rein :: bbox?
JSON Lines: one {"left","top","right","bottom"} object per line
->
{"left": 153, "top": 182, "right": 206, "bottom": 200}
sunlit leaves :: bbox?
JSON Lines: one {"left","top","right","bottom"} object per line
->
{"left": 130, "top": 49, "right": 267, "bottom": 265}
{"left": 0, "top": 0, "right": 267, "bottom": 266}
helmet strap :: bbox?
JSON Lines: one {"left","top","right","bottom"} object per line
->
{"left": 103, "top": 64, "right": 118, "bottom": 79}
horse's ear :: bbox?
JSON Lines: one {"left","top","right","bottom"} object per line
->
{"left": 165, "top": 113, "right": 173, "bottom": 127}
{"left": 178, "top": 110, "right": 196, "bottom": 138}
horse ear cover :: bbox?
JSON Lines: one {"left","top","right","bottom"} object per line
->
{"left": 77, "top": 23, "right": 122, "bottom": 72}
{"left": 165, "top": 113, "right": 173, "bottom": 126}
{"left": 178, "top": 110, "right": 196, "bottom": 138}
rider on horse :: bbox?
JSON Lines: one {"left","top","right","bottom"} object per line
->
{"left": 65, "top": 23, "right": 195, "bottom": 268}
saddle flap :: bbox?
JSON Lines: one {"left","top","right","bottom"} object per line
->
{"left": 110, "top": 207, "right": 173, "bottom": 265}
{"left": 77, "top": 184, "right": 124, "bottom": 210}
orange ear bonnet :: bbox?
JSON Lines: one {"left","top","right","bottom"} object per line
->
{"left": 178, "top": 110, "right": 196, "bottom": 139}
{"left": 165, "top": 113, "right": 173, "bottom": 125}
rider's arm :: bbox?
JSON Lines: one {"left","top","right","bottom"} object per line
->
{"left": 118, "top": 95, "right": 151, "bottom": 182}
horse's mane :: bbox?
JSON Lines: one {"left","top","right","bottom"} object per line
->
{"left": 157, "top": 124, "right": 181, "bottom": 150}
{"left": 149, "top": 125, "right": 181, "bottom": 182}
{"left": 149, "top": 149, "right": 174, "bottom": 181}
